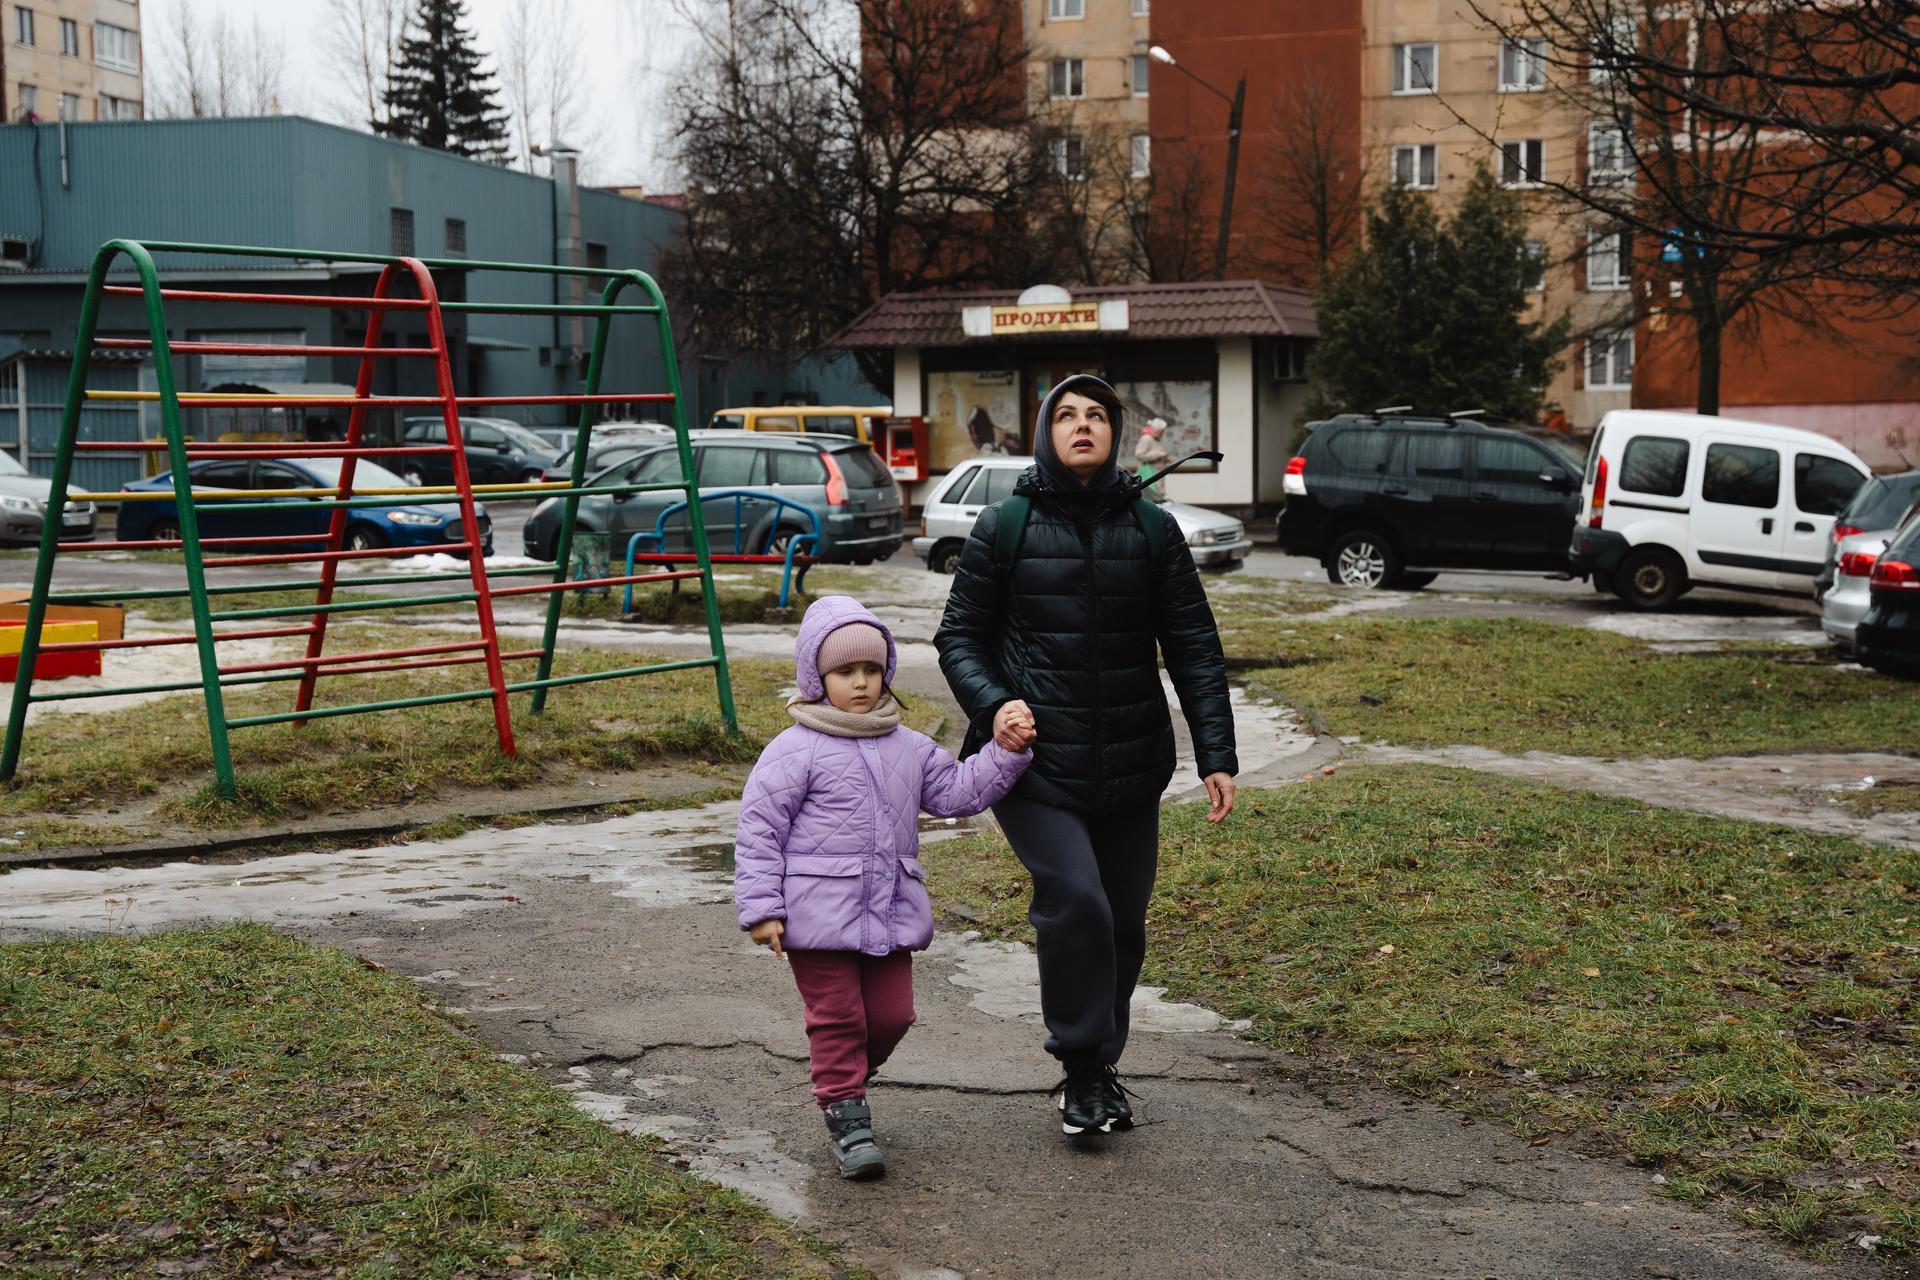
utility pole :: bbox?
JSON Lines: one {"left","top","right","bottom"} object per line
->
{"left": 1150, "top": 46, "right": 1248, "bottom": 281}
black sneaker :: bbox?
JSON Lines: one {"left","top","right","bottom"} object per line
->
{"left": 1051, "top": 1059, "right": 1110, "bottom": 1136}
{"left": 823, "top": 1098, "right": 886, "bottom": 1179}
{"left": 1099, "top": 1064, "right": 1138, "bottom": 1130}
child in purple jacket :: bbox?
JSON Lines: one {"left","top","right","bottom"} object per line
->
{"left": 735, "top": 595, "right": 1033, "bottom": 1179}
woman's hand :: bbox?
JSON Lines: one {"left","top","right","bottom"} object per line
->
{"left": 1202, "top": 772, "right": 1236, "bottom": 824}
{"left": 993, "top": 700, "right": 1037, "bottom": 751}
{"left": 748, "top": 919, "right": 785, "bottom": 957}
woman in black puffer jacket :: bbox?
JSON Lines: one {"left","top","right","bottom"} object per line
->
{"left": 934, "top": 373, "right": 1237, "bottom": 1138}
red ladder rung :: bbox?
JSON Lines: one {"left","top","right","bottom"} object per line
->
{"left": 72, "top": 442, "right": 457, "bottom": 457}
{"left": 204, "top": 541, "right": 481, "bottom": 569}
{"left": 93, "top": 339, "right": 439, "bottom": 358}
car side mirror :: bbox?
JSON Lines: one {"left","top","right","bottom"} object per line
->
{"left": 1540, "top": 471, "right": 1571, "bottom": 489}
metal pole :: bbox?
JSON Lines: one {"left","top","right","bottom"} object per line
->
{"left": 1214, "top": 75, "right": 1246, "bottom": 282}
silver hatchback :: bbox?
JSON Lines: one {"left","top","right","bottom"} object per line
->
{"left": 912, "top": 456, "right": 1250, "bottom": 574}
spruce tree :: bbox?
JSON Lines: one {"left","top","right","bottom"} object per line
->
{"left": 378, "top": 0, "right": 511, "bottom": 163}
{"left": 1309, "top": 164, "right": 1568, "bottom": 421}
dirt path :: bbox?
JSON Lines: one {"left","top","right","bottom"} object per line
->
{"left": 1349, "top": 744, "right": 1920, "bottom": 853}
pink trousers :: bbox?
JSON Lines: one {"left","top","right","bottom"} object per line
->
{"left": 786, "top": 948, "right": 916, "bottom": 1107}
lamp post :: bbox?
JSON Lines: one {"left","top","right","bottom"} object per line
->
{"left": 1150, "top": 45, "right": 1246, "bottom": 282}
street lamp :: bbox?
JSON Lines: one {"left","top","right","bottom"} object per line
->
{"left": 1150, "top": 44, "right": 1246, "bottom": 282}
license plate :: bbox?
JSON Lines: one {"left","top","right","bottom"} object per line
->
{"left": 867, "top": 516, "right": 890, "bottom": 530}
{"left": 61, "top": 514, "right": 88, "bottom": 526}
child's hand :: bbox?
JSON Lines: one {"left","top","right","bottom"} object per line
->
{"left": 748, "top": 919, "right": 785, "bottom": 957}
{"left": 993, "top": 700, "right": 1036, "bottom": 751}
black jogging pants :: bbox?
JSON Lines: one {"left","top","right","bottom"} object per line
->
{"left": 991, "top": 792, "right": 1161, "bottom": 1066}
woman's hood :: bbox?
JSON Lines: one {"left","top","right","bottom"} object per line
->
{"left": 1031, "top": 373, "right": 1124, "bottom": 491}
{"left": 792, "top": 595, "right": 899, "bottom": 701}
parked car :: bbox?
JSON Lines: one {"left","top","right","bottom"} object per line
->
{"left": 542, "top": 425, "right": 677, "bottom": 483}
{"left": 0, "top": 449, "right": 94, "bottom": 545}
{"left": 394, "top": 416, "right": 560, "bottom": 487}
{"left": 521, "top": 431, "right": 903, "bottom": 565}
{"left": 706, "top": 405, "right": 889, "bottom": 446}
{"left": 1854, "top": 505, "right": 1920, "bottom": 675}
{"left": 1276, "top": 411, "right": 1586, "bottom": 588}
{"left": 118, "top": 457, "right": 492, "bottom": 555}
{"left": 1814, "top": 468, "right": 1920, "bottom": 600}
{"left": 1568, "top": 409, "right": 1870, "bottom": 609}
{"left": 911, "top": 456, "right": 1251, "bottom": 574}
{"left": 1821, "top": 526, "right": 1904, "bottom": 649}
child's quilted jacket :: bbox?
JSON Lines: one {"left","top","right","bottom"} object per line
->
{"left": 733, "top": 595, "right": 1030, "bottom": 955}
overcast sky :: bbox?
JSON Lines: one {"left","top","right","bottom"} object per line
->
{"left": 139, "top": 0, "right": 709, "bottom": 191}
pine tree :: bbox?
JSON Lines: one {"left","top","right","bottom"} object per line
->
{"left": 377, "top": 0, "right": 510, "bottom": 163}
{"left": 1309, "top": 164, "right": 1568, "bottom": 421}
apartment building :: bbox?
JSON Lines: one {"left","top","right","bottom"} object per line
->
{"left": 1025, "top": 0, "right": 1149, "bottom": 172}
{"left": 1, "top": 0, "right": 142, "bottom": 125}
{"left": 1360, "top": 0, "right": 1628, "bottom": 429}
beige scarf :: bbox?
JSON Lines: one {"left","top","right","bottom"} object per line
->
{"left": 787, "top": 692, "right": 902, "bottom": 738}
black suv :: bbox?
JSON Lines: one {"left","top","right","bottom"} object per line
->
{"left": 1277, "top": 411, "right": 1586, "bottom": 588}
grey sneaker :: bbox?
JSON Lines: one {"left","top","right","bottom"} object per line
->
{"left": 823, "top": 1098, "right": 886, "bottom": 1179}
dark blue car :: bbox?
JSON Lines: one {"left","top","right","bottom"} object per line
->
{"left": 117, "top": 457, "right": 492, "bottom": 555}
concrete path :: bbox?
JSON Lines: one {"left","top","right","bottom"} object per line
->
{"left": 0, "top": 793, "right": 1874, "bottom": 1277}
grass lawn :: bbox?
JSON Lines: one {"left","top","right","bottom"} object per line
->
{"left": 0, "top": 925, "right": 852, "bottom": 1279}
{"left": 1238, "top": 617, "right": 1920, "bottom": 758}
{"left": 3, "top": 621, "right": 943, "bottom": 848}
{"left": 1838, "top": 782, "right": 1920, "bottom": 819}
{"left": 927, "top": 764, "right": 1920, "bottom": 1256}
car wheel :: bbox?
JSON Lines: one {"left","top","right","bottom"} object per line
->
{"left": 1613, "top": 546, "right": 1687, "bottom": 610}
{"left": 1398, "top": 572, "right": 1437, "bottom": 590}
{"left": 400, "top": 464, "right": 427, "bottom": 487}
{"left": 1326, "top": 530, "right": 1400, "bottom": 589}
{"left": 931, "top": 540, "right": 964, "bottom": 575}
{"left": 149, "top": 519, "right": 181, "bottom": 544}
{"left": 344, "top": 525, "right": 387, "bottom": 553}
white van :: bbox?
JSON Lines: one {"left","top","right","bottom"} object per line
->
{"left": 1569, "top": 410, "right": 1870, "bottom": 609}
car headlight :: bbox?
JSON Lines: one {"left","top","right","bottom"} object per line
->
{"left": 0, "top": 495, "right": 41, "bottom": 514}
{"left": 387, "top": 510, "right": 442, "bottom": 526}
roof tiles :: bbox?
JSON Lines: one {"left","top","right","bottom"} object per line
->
{"left": 830, "top": 280, "right": 1317, "bottom": 348}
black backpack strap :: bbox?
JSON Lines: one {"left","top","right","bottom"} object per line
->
{"left": 992, "top": 494, "right": 1031, "bottom": 575}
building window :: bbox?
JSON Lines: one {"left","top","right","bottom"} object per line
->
{"left": 58, "top": 16, "right": 76, "bottom": 56}
{"left": 1588, "top": 121, "right": 1629, "bottom": 183}
{"left": 16, "top": 83, "right": 35, "bottom": 118}
{"left": 1522, "top": 240, "right": 1546, "bottom": 293}
{"left": 1392, "top": 143, "right": 1437, "bottom": 189}
{"left": 95, "top": 22, "right": 137, "bottom": 71}
{"left": 586, "top": 241, "right": 608, "bottom": 270}
{"left": 1500, "top": 138, "right": 1544, "bottom": 187}
{"left": 1049, "top": 134, "right": 1086, "bottom": 179}
{"left": 1131, "top": 53, "right": 1149, "bottom": 96}
{"left": 1049, "top": 58, "right": 1084, "bottom": 99}
{"left": 1132, "top": 0, "right": 1150, "bottom": 13}
{"left": 1587, "top": 331, "right": 1634, "bottom": 390}
{"left": 1130, "top": 133, "right": 1150, "bottom": 178}
{"left": 1500, "top": 37, "right": 1545, "bottom": 90}
{"left": 14, "top": 7, "right": 33, "bottom": 47}
{"left": 1392, "top": 42, "right": 1436, "bottom": 94}
{"left": 444, "top": 217, "right": 467, "bottom": 254}
{"left": 57, "top": 92, "right": 78, "bottom": 121}
{"left": 390, "top": 207, "right": 415, "bottom": 256}
{"left": 99, "top": 93, "right": 138, "bottom": 120}
{"left": 1048, "top": 0, "right": 1084, "bottom": 19}
{"left": 1590, "top": 16, "right": 1636, "bottom": 83}
{"left": 1587, "top": 228, "right": 1629, "bottom": 290}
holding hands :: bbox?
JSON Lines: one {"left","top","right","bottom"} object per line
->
{"left": 993, "top": 699, "right": 1038, "bottom": 752}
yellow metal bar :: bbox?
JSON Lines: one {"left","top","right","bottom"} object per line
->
{"left": 72, "top": 481, "right": 572, "bottom": 502}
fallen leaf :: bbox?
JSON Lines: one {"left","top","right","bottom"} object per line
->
{"left": 1378, "top": 944, "right": 1396, "bottom": 955}
{"left": 1581, "top": 967, "right": 1600, "bottom": 977}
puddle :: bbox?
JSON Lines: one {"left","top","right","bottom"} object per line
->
{"left": 0, "top": 801, "right": 741, "bottom": 939}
